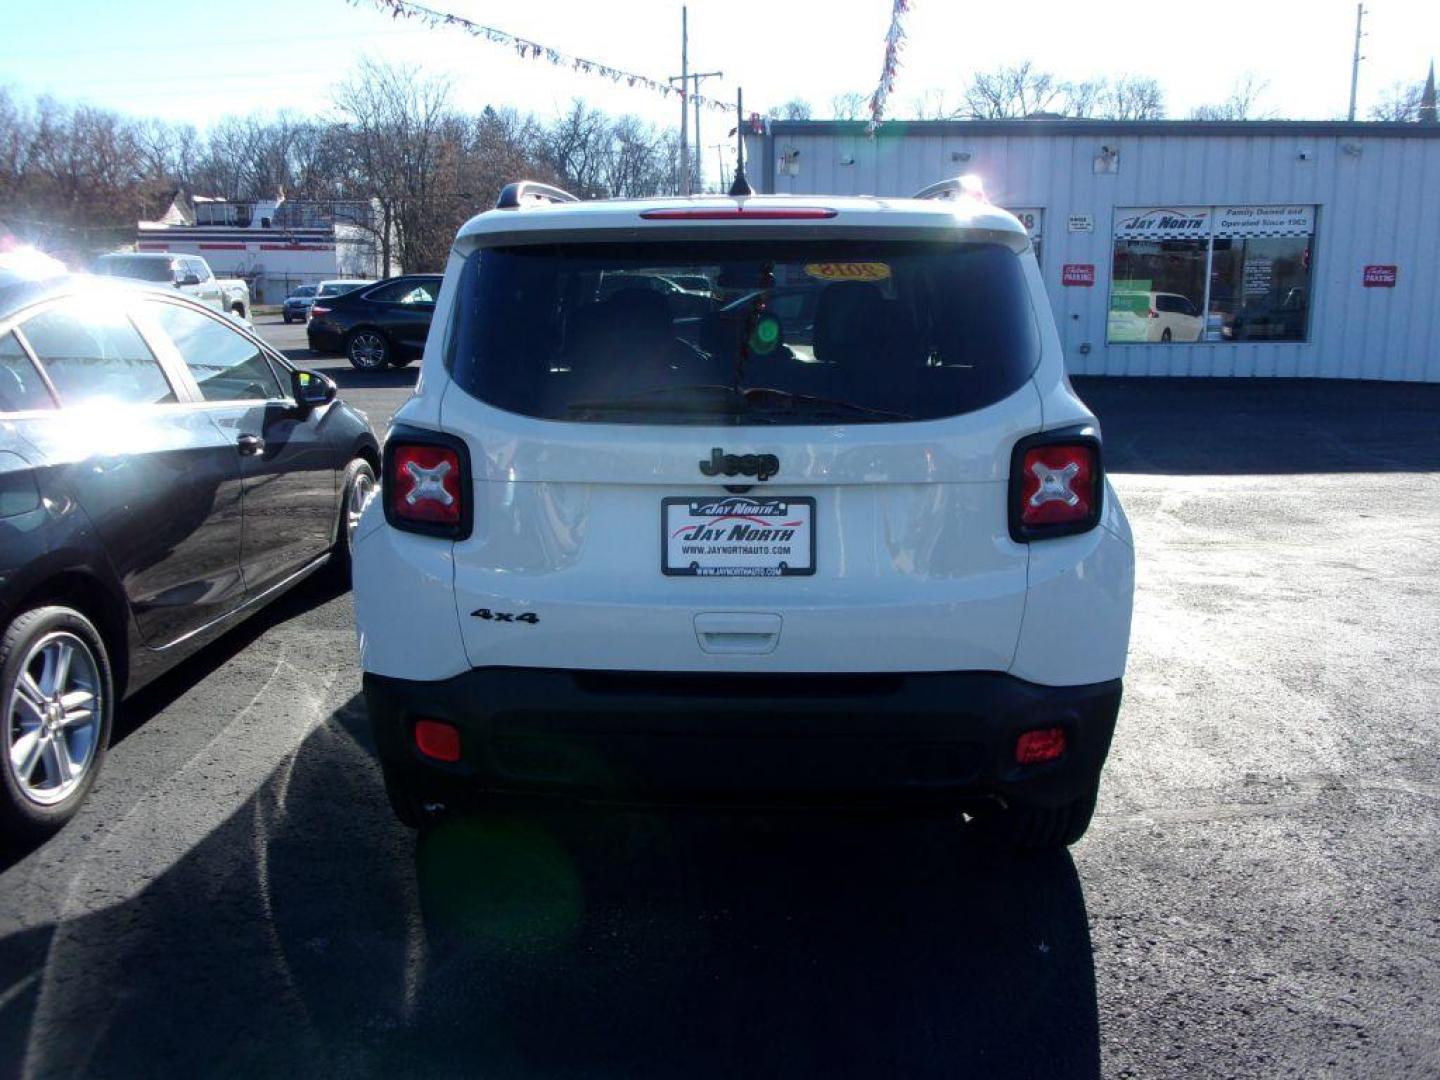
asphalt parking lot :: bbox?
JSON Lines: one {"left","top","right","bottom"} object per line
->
{"left": 2, "top": 317, "right": 1437, "bottom": 1078}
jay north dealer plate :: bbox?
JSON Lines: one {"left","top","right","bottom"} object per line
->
{"left": 662, "top": 496, "right": 816, "bottom": 577}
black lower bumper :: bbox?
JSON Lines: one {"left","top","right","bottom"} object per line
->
{"left": 306, "top": 322, "right": 344, "bottom": 352}
{"left": 365, "top": 668, "right": 1121, "bottom": 810}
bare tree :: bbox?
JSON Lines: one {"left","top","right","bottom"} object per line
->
{"left": 1190, "top": 73, "right": 1272, "bottom": 120}
{"left": 0, "top": 88, "right": 32, "bottom": 208}
{"left": 829, "top": 92, "right": 866, "bottom": 120}
{"left": 1107, "top": 76, "right": 1166, "bottom": 120}
{"left": 961, "top": 62, "right": 1062, "bottom": 118}
{"left": 544, "top": 99, "right": 612, "bottom": 198}
{"left": 0, "top": 76, "right": 694, "bottom": 264}
{"left": 602, "top": 115, "right": 673, "bottom": 197}
{"left": 1368, "top": 80, "right": 1425, "bottom": 121}
{"left": 454, "top": 105, "right": 552, "bottom": 211}
{"left": 1056, "top": 76, "right": 1166, "bottom": 120}
{"left": 1060, "top": 78, "right": 1107, "bottom": 118}
{"left": 908, "top": 88, "right": 950, "bottom": 120}
{"left": 332, "top": 57, "right": 457, "bottom": 272}
{"left": 775, "top": 98, "right": 813, "bottom": 120}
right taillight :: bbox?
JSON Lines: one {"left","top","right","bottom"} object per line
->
{"left": 1009, "top": 432, "right": 1103, "bottom": 542}
{"left": 383, "top": 430, "right": 471, "bottom": 539}
{"left": 310, "top": 305, "right": 331, "bottom": 316}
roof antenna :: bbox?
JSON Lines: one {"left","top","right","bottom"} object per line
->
{"left": 728, "top": 87, "right": 754, "bottom": 197}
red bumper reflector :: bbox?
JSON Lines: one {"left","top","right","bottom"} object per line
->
{"left": 415, "top": 719, "right": 461, "bottom": 762}
{"left": 1015, "top": 726, "right": 1067, "bottom": 765}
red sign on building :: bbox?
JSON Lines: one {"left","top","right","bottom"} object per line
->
{"left": 1362, "top": 264, "right": 1397, "bottom": 288}
{"left": 1061, "top": 263, "right": 1096, "bottom": 287}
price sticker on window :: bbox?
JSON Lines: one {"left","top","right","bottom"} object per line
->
{"left": 803, "top": 262, "right": 892, "bottom": 282}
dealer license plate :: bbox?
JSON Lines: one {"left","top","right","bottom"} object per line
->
{"left": 662, "top": 495, "right": 815, "bottom": 577}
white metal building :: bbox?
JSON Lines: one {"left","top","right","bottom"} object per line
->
{"left": 133, "top": 196, "right": 395, "bottom": 304}
{"left": 749, "top": 120, "right": 1440, "bottom": 381}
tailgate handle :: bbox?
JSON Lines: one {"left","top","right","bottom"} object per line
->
{"left": 694, "top": 612, "right": 782, "bottom": 655}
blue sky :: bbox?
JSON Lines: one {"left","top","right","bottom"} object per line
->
{"left": 2, "top": 0, "right": 1435, "bottom": 139}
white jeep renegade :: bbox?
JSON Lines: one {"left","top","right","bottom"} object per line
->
{"left": 352, "top": 179, "right": 1135, "bottom": 849}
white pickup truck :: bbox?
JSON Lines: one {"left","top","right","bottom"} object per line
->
{"left": 91, "top": 252, "right": 250, "bottom": 319}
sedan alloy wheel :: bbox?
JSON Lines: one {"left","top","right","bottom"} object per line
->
{"left": 348, "top": 330, "right": 389, "bottom": 370}
{"left": 7, "top": 631, "right": 104, "bottom": 807}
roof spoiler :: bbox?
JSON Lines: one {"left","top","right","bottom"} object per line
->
{"left": 912, "top": 175, "right": 988, "bottom": 202}
{"left": 495, "top": 181, "right": 580, "bottom": 210}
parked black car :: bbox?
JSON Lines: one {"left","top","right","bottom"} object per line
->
{"left": 1225, "top": 287, "right": 1309, "bottom": 342}
{"left": 0, "top": 274, "right": 379, "bottom": 839}
{"left": 306, "top": 274, "right": 442, "bottom": 370}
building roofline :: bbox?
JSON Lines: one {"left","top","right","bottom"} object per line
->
{"left": 766, "top": 118, "right": 1440, "bottom": 138}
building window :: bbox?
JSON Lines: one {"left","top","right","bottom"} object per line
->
{"left": 1108, "top": 205, "right": 1315, "bottom": 344}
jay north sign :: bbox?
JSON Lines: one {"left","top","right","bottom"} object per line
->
{"left": 699, "top": 447, "right": 780, "bottom": 482}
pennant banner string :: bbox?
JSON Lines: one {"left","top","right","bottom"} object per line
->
{"left": 866, "top": 0, "right": 911, "bottom": 134}
{"left": 353, "top": 0, "right": 744, "bottom": 114}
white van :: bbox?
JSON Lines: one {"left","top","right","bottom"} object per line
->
{"left": 1108, "top": 290, "right": 1204, "bottom": 343}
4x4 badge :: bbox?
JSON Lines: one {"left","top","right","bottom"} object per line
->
{"left": 471, "top": 608, "right": 539, "bottom": 624}
{"left": 699, "top": 447, "right": 780, "bottom": 482}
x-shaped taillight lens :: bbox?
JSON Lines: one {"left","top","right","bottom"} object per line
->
{"left": 387, "top": 441, "right": 467, "bottom": 536}
{"left": 1011, "top": 439, "right": 1102, "bottom": 540}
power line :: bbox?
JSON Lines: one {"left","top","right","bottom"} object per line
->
{"left": 0, "top": 26, "right": 430, "bottom": 60}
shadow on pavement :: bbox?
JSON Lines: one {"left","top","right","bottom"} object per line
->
{"left": 1, "top": 695, "right": 1099, "bottom": 1079}
{"left": 282, "top": 348, "right": 419, "bottom": 392}
{"left": 112, "top": 568, "right": 349, "bottom": 748}
{"left": 0, "top": 570, "right": 349, "bottom": 874}
{"left": 1074, "top": 376, "right": 1440, "bottom": 475}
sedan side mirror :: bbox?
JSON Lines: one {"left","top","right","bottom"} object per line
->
{"left": 177, "top": 273, "right": 201, "bottom": 287}
{"left": 292, "top": 369, "right": 337, "bottom": 408}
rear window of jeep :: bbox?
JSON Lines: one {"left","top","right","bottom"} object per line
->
{"left": 448, "top": 239, "right": 1038, "bottom": 425}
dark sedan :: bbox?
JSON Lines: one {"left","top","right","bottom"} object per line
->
{"left": 306, "top": 274, "right": 442, "bottom": 370}
{"left": 0, "top": 274, "right": 379, "bottom": 839}
{"left": 282, "top": 284, "right": 318, "bottom": 324}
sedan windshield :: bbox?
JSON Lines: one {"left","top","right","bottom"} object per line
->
{"left": 449, "top": 239, "right": 1039, "bottom": 425}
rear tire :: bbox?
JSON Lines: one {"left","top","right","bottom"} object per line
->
{"left": 979, "top": 782, "right": 1099, "bottom": 851}
{"left": 346, "top": 328, "right": 390, "bottom": 370}
{"left": 330, "top": 458, "right": 377, "bottom": 583}
{"left": 382, "top": 765, "right": 455, "bottom": 831}
{"left": 283, "top": 314, "right": 293, "bottom": 325}
{"left": 0, "top": 606, "right": 114, "bottom": 842}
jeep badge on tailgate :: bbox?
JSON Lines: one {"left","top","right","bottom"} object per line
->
{"left": 699, "top": 447, "right": 780, "bottom": 482}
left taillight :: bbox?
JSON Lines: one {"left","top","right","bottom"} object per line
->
{"left": 383, "top": 430, "right": 472, "bottom": 539}
{"left": 1009, "top": 432, "right": 1103, "bottom": 542}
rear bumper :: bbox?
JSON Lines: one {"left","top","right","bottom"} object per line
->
{"left": 307, "top": 321, "right": 344, "bottom": 352}
{"left": 364, "top": 668, "right": 1121, "bottom": 809}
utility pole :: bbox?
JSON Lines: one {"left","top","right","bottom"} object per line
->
{"left": 711, "top": 142, "right": 730, "bottom": 192}
{"left": 1348, "top": 3, "right": 1366, "bottom": 121}
{"left": 672, "top": 69, "right": 723, "bottom": 191}
{"left": 679, "top": 6, "right": 689, "bottom": 195}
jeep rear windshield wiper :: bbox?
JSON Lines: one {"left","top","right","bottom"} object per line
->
{"left": 737, "top": 386, "right": 915, "bottom": 422}
{"left": 566, "top": 384, "right": 913, "bottom": 423}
